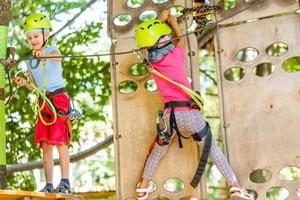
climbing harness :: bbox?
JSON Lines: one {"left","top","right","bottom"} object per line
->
{"left": 190, "top": 122, "right": 212, "bottom": 188}
{"left": 15, "top": 62, "right": 82, "bottom": 126}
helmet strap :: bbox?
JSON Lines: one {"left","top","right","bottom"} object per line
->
{"left": 41, "top": 28, "right": 48, "bottom": 48}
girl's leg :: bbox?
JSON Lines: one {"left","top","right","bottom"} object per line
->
{"left": 198, "top": 137, "right": 238, "bottom": 185}
{"left": 137, "top": 110, "right": 193, "bottom": 197}
{"left": 137, "top": 142, "right": 172, "bottom": 197}
{"left": 184, "top": 110, "right": 238, "bottom": 185}
{"left": 190, "top": 113, "right": 252, "bottom": 199}
{"left": 41, "top": 141, "right": 54, "bottom": 183}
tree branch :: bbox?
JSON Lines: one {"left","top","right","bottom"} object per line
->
{"left": 200, "top": 69, "right": 217, "bottom": 85}
{"left": 50, "top": 0, "right": 98, "bottom": 38}
{"left": 7, "top": 135, "right": 113, "bottom": 173}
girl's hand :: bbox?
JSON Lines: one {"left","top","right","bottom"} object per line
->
{"left": 13, "top": 77, "right": 28, "bottom": 87}
{"left": 159, "top": 10, "right": 170, "bottom": 22}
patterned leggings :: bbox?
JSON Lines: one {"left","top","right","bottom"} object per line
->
{"left": 142, "top": 109, "right": 238, "bottom": 185}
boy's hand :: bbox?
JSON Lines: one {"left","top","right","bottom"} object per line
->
{"left": 13, "top": 77, "right": 28, "bottom": 87}
{"left": 33, "top": 49, "right": 45, "bottom": 59}
{"left": 159, "top": 10, "right": 170, "bottom": 22}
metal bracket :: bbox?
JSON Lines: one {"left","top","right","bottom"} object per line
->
{"left": 0, "top": 47, "right": 16, "bottom": 71}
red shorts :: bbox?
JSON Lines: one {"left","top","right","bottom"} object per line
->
{"left": 35, "top": 93, "right": 71, "bottom": 146}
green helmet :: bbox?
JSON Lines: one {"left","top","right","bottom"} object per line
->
{"left": 135, "top": 19, "right": 172, "bottom": 48}
{"left": 24, "top": 13, "right": 52, "bottom": 31}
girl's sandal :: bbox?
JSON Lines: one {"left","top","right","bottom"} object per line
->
{"left": 229, "top": 186, "right": 254, "bottom": 200}
{"left": 136, "top": 184, "right": 154, "bottom": 200}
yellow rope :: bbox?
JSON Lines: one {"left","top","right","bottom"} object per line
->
{"left": 30, "top": 82, "right": 57, "bottom": 126}
{"left": 147, "top": 65, "right": 204, "bottom": 111}
{"left": 34, "top": 61, "right": 58, "bottom": 126}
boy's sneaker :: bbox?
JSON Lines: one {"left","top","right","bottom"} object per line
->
{"left": 53, "top": 181, "right": 71, "bottom": 194}
{"left": 39, "top": 184, "right": 54, "bottom": 193}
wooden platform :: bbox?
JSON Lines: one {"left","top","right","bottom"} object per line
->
{"left": 0, "top": 190, "right": 83, "bottom": 200}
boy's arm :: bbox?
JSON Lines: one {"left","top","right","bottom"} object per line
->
{"left": 23, "top": 71, "right": 34, "bottom": 90}
{"left": 46, "top": 50, "right": 62, "bottom": 62}
{"left": 34, "top": 49, "right": 61, "bottom": 62}
{"left": 13, "top": 72, "right": 34, "bottom": 90}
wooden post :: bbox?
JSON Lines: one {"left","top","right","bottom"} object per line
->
{"left": 0, "top": 0, "right": 10, "bottom": 189}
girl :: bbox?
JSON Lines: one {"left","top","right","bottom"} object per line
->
{"left": 134, "top": 10, "right": 253, "bottom": 200}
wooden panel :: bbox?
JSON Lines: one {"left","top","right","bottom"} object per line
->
{"left": 111, "top": 34, "right": 205, "bottom": 199}
{"left": 215, "top": 13, "right": 300, "bottom": 200}
{"left": 212, "top": 0, "right": 299, "bottom": 25}
{"left": 108, "top": 0, "right": 193, "bottom": 39}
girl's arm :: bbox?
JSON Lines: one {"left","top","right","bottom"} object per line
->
{"left": 167, "top": 15, "right": 185, "bottom": 49}
{"left": 158, "top": 10, "right": 185, "bottom": 49}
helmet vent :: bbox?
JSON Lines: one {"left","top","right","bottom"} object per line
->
{"left": 154, "top": 22, "right": 159, "bottom": 25}
{"left": 147, "top": 24, "right": 153, "bottom": 29}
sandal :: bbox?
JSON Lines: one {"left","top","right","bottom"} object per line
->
{"left": 53, "top": 181, "right": 71, "bottom": 194}
{"left": 229, "top": 186, "right": 254, "bottom": 200}
{"left": 136, "top": 184, "right": 155, "bottom": 200}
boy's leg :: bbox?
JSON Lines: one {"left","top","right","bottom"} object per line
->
{"left": 40, "top": 141, "right": 54, "bottom": 192}
{"left": 53, "top": 144, "right": 71, "bottom": 193}
{"left": 41, "top": 141, "right": 54, "bottom": 183}
{"left": 57, "top": 144, "right": 70, "bottom": 179}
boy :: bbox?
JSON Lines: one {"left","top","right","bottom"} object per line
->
{"left": 14, "top": 13, "right": 71, "bottom": 193}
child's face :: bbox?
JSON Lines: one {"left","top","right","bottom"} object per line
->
{"left": 26, "top": 32, "right": 49, "bottom": 50}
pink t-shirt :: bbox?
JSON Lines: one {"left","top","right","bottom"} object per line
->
{"left": 149, "top": 47, "right": 194, "bottom": 111}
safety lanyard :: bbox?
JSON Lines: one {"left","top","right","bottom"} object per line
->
{"left": 133, "top": 50, "right": 204, "bottom": 110}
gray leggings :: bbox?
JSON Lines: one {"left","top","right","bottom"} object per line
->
{"left": 142, "top": 109, "right": 238, "bottom": 185}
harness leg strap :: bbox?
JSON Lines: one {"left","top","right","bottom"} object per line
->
{"left": 190, "top": 122, "right": 212, "bottom": 188}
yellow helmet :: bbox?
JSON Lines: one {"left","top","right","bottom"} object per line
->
{"left": 24, "top": 13, "right": 52, "bottom": 31}
{"left": 135, "top": 19, "right": 172, "bottom": 48}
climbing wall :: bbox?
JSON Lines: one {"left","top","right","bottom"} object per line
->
{"left": 213, "top": 0, "right": 300, "bottom": 199}
{"left": 108, "top": 0, "right": 206, "bottom": 199}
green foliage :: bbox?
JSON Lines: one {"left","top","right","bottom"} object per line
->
{"left": 223, "top": 0, "right": 237, "bottom": 10}
{"left": 7, "top": 0, "right": 111, "bottom": 190}
{"left": 7, "top": 172, "right": 37, "bottom": 191}
{"left": 282, "top": 56, "right": 300, "bottom": 73}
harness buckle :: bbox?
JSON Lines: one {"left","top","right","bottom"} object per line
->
{"left": 156, "top": 110, "right": 171, "bottom": 146}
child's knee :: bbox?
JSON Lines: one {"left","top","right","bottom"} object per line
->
{"left": 41, "top": 142, "right": 53, "bottom": 155}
